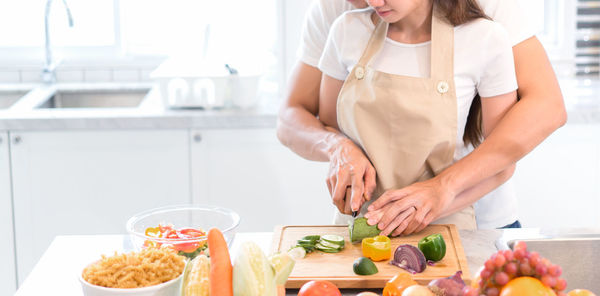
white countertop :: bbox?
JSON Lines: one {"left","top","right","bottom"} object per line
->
{"left": 0, "top": 84, "right": 278, "bottom": 131}
{"left": 14, "top": 230, "right": 502, "bottom": 296}
{"left": 0, "top": 78, "right": 598, "bottom": 131}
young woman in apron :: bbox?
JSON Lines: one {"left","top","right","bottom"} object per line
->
{"left": 318, "top": 0, "right": 518, "bottom": 235}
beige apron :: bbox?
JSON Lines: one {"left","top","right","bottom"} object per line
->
{"left": 333, "top": 8, "right": 476, "bottom": 230}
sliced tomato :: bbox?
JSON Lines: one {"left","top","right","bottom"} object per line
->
{"left": 179, "top": 228, "right": 206, "bottom": 237}
{"left": 298, "top": 280, "right": 341, "bottom": 296}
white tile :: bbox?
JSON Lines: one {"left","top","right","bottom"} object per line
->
{"left": 0, "top": 71, "right": 21, "bottom": 83}
{"left": 84, "top": 69, "right": 112, "bottom": 82}
{"left": 56, "top": 69, "right": 84, "bottom": 82}
{"left": 20, "top": 71, "right": 42, "bottom": 83}
{"left": 112, "top": 69, "right": 139, "bottom": 82}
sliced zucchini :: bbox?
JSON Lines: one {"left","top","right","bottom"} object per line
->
{"left": 317, "top": 240, "right": 343, "bottom": 250}
{"left": 315, "top": 243, "right": 341, "bottom": 253}
{"left": 287, "top": 246, "right": 306, "bottom": 259}
{"left": 320, "top": 235, "right": 345, "bottom": 247}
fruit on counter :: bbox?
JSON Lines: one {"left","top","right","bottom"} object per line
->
{"left": 232, "top": 241, "right": 276, "bottom": 296}
{"left": 382, "top": 272, "right": 418, "bottom": 296}
{"left": 401, "top": 285, "right": 435, "bottom": 296}
{"left": 144, "top": 224, "right": 208, "bottom": 259}
{"left": 390, "top": 244, "right": 427, "bottom": 274}
{"left": 298, "top": 280, "right": 342, "bottom": 296}
{"left": 269, "top": 252, "right": 296, "bottom": 286}
{"left": 181, "top": 254, "right": 211, "bottom": 296}
{"left": 499, "top": 276, "right": 556, "bottom": 296}
{"left": 418, "top": 233, "right": 446, "bottom": 262}
{"left": 567, "top": 289, "right": 597, "bottom": 296}
{"left": 471, "top": 241, "right": 568, "bottom": 296}
{"left": 427, "top": 271, "right": 466, "bottom": 296}
{"left": 350, "top": 217, "right": 382, "bottom": 243}
{"left": 357, "top": 292, "right": 380, "bottom": 296}
{"left": 353, "top": 257, "right": 379, "bottom": 275}
{"left": 208, "top": 228, "right": 233, "bottom": 296}
{"left": 362, "top": 235, "right": 392, "bottom": 261}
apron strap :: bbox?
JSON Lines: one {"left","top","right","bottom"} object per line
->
{"left": 356, "top": 15, "right": 388, "bottom": 68}
{"left": 430, "top": 8, "right": 454, "bottom": 81}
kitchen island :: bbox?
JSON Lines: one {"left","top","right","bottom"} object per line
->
{"left": 14, "top": 230, "right": 502, "bottom": 296}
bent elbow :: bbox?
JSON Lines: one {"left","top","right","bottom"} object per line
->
{"left": 499, "top": 164, "right": 516, "bottom": 183}
{"left": 556, "top": 107, "right": 568, "bottom": 128}
{"left": 276, "top": 118, "right": 290, "bottom": 148}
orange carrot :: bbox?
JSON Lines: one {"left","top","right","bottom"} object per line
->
{"left": 207, "top": 228, "right": 233, "bottom": 296}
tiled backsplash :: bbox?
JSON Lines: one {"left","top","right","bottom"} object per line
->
{"left": 0, "top": 65, "right": 159, "bottom": 84}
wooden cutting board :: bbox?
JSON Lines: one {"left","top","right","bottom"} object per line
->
{"left": 271, "top": 224, "right": 470, "bottom": 289}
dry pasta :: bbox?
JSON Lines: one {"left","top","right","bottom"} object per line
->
{"left": 82, "top": 247, "right": 185, "bottom": 288}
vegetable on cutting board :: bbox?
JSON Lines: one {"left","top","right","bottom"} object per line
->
{"left": 390, "top": 244, "right": 427, "bottom": 274}
{"left": 349, "top": 217, "right": 381, "bottom": 243}
{"left": 353, "top": 257, "right": 379, "bottom": 276}
{"left": 362, "top": 235, "right": 392, "bottom": 261}
{"left": 207, "top": 228, "right": 233, "bottom": 296}
{"left": 293, "top": 234, "right": 345, "bottom": 254}
{"left": 418, "top": 233, "right": 446, "bottom": 262}
{"left": 382, "top": 272, "right": 418, "bottom": 296}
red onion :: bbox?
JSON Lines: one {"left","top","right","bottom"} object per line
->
{"left": 390, "top": 244, "right": 427, "bottom": 274}
{"left": 428, "top": 271, "right": 466, "bottom": 296}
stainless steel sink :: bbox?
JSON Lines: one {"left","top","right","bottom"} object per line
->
{"left": 0, "top": 89, "right": 29, "bottom": 109}
{"left": 36, "top": 86, "right": 150, "bottom": 109}
{"left": 496, "top": 229, "right": 600, "bottom": 293}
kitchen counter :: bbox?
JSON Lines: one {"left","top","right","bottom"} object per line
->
{"left": 14, "top": 230, "right": 502, "bottom": 296}
{"left": 0, "top": 78, "right": 599, "bottom": 131}
{"left": 0, "top": 83, "right": 278, "bottom": 131}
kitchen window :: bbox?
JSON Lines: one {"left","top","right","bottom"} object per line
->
{"left": 0, "top": 0, "right": 282, "bottom": 95}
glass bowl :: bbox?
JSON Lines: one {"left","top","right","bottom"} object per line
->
{"left": 126, "top": 205, "right": 240, "bottom": 259}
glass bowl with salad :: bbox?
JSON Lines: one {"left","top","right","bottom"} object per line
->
{"left": 126, "top": 205, "right": 240, "bottom": 259}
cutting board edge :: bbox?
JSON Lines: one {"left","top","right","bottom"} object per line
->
{"left": 285, "top": 276, "right": 464, "bottom": 289}
{"left": 447, "top": 224, "right": 471, "bottom": 280}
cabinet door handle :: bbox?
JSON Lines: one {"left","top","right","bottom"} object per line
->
{"left": 193, "top": 133, "right": 202, "bottom": 143}
{"left": 13, "top": 136, "right": 22, "bottom": 144}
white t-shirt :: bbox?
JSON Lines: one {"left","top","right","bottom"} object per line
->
{"left": 299, "top": 0, "right": 534, "bottom": 229}
{"left": 298, "top": 0, "right": 535, "bottom": 67}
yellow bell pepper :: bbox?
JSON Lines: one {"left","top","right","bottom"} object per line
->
{"left": 361, "top": 235, "right": 391, "bottom": 261}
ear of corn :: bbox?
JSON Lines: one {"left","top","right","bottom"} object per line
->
{"left": 181, "top": 254, "right": 211, "bottom": 296}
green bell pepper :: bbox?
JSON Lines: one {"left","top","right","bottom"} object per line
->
{"left": 418, "top": 233, "right": 446, "bottom": 262}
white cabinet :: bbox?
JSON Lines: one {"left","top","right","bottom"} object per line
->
{"left": 190, "top": 128, "right": 335, "bottom": 232}
{"left": 0, "top": 132, "right": 16, "bottom": 294}
{"left": 10, "top": 129, "right": 191, "bottom": 284}
{"left": 514, "top": 124, "right": 600, "bottom": 228}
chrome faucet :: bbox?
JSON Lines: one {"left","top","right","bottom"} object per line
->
{"left": 42, "top": 0, "right": 74, "bottom": 84}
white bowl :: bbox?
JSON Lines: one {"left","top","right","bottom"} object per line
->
{"left": 79, "top": 273, "right": 182, "bottom": 296}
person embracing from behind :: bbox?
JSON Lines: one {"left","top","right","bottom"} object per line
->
{"left": 278, "top": 0, "right": 566, "bottom": 235}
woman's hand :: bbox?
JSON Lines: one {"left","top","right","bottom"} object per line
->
{"left": 326, "top": 133, "right": 377, "bottom": 215}
{"left": 365, "top": 177, "right": 455, "bottom": 235}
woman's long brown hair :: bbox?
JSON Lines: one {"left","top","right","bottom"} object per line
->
{"left": 435, "top": 0, "right": 491, "bottom": 148}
